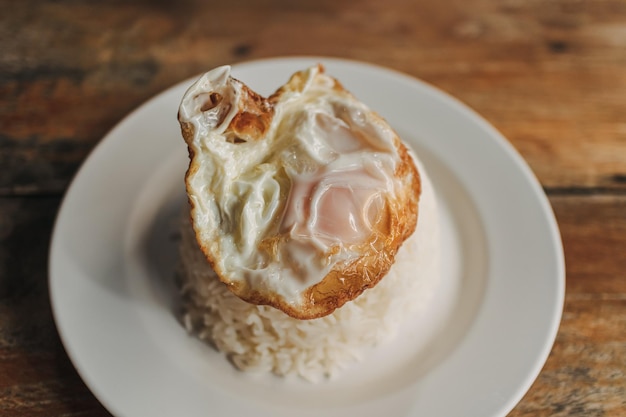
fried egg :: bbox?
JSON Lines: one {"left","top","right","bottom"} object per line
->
{"left": 178, "top": 65, "right": 421, "bottom": 319}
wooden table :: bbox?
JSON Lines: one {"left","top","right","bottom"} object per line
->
{"left": 1, "top": 0, "right": 624, "bottom": 415}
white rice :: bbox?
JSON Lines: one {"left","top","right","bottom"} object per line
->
{"left": 178, "top": 175, "right": 439, "bottom": 382}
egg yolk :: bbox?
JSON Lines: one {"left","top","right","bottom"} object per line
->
{"left": 281, "top": 168, "right": 385, "bottom": 249}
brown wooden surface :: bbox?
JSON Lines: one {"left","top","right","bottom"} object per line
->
{"left": 1, "top": 0, "right": 624, "bottom": 415}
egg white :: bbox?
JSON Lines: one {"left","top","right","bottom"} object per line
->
{"left": 179, "top": 65, "right": 408, "bottom": 305}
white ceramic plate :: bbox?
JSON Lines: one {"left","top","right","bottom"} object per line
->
{"left": 49, "top": 57, "right": 564, "bottom": 417}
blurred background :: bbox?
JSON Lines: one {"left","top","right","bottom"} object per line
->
{"left": 1, "top": 0, "right": 624, "bottom": 416}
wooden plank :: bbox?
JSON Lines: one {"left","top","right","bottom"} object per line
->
{"left": 0, "top": 197, "right": 111, "bottom": 415}
{"left": 1, "top": 0, "right": 626, "bottom": 194}
{"left": 509, "top": 195, "right": 626, "bottom": 416}
{"left": 553, "top": 195, "right": 626, "bottom": 294}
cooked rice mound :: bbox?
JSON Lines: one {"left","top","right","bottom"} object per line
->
{"left": 178, "top": 167, "right": 439, "bottom": 382}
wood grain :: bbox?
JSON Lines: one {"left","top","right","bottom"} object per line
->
{"left": 2, "top": 0, "right": 626, "bottom": 194}
{"left": 508, "top": 195, "right": 626, "bottom": 417}
{"left": 0, "top": 197, "right": 111, "bottom": 416}
{"left": 0, "top": 0, "right": 624, "bottom": 415}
